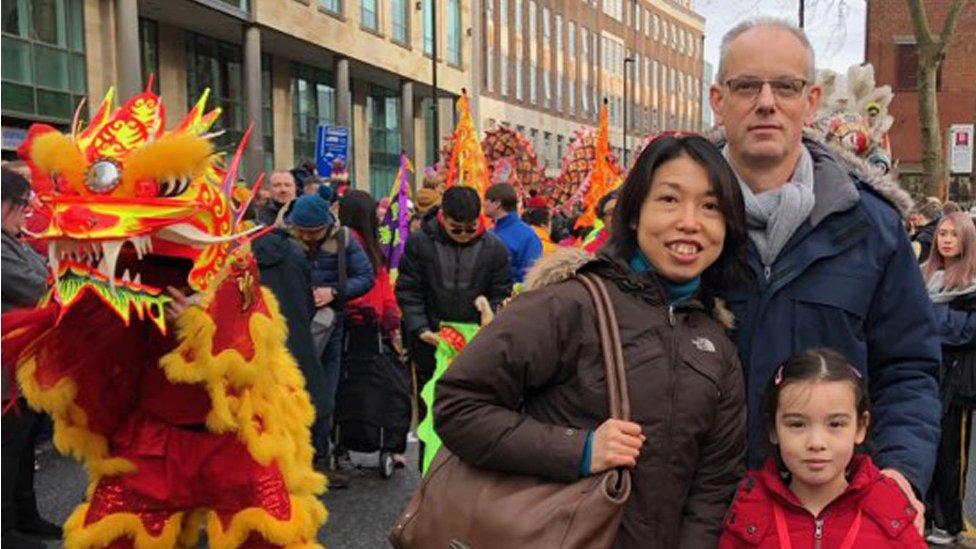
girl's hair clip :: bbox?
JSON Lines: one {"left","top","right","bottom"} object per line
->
{"left": 848, "top": 365, "right": 864, "bottom": 379}
{"left": 773, "top": 363, "right": 785, "bottom": 385}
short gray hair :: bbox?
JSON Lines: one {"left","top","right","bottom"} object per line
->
{"left": 716, "top": 17, "right": 816, "bottom": 84}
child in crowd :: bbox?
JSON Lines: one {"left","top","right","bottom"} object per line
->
{"left": 719, "top": 348, "right": 927, "bottom": 548}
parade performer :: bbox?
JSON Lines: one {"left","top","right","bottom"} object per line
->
{"left": 1, "top": 84, "right": 326, "bottom": 548}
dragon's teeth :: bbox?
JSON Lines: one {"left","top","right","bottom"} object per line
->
{"left": 133, "top": 273, "right": 141, "bottom": 285}
{"left": 100, "top": 240, "right": 123, "bottom": 292}
{"left": 122, "top": 269, "right": 131, "bottom": 282}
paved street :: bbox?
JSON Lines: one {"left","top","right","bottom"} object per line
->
{"left": 29, "top": 435, "right": 976, "bottom": 548}
{"left": 34, "top": 440, "right": 421, "bottom": 548}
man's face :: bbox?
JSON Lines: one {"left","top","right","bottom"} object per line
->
{"left": 443, "top": 215, "right": 479, "bottom": 244}
{"left": 295, "top": 225, "right": 328, "bottom": 245}
{"left": 269, "top": 172, "right": 297, "bottom": 204}
{"left": 484, "top": 199, "right": 503, "bottom": 219}
{"left": 709, "top": 26, "right": 821, "bottom": 174}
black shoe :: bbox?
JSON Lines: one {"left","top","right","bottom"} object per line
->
{"left": 2, "top": 529, "right": 48, "bottom": 548}
{"left": 328, "top": 465, "right": 351, "bottom": 489}
{"left": 17, "top": 516, "right": 62, "bottom": 539}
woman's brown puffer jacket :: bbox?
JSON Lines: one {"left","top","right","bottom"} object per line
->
{"left": 435, "top": 248, "right": 746, "bottom": 548}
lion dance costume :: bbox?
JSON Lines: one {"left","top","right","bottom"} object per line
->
{"left": 1, "top": 83, "right": 327, "bottom": 548}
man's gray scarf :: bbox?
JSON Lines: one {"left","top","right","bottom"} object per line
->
{"left": 726, "top": 146, "right": 816, "bottom": 267}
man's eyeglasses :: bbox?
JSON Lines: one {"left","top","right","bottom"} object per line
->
{"left": 724, "top": 77, "right": 809, "bottom": 100}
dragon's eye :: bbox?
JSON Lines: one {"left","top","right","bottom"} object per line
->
{"left": 85, "top": 159, "right": 121, "bottom": 194}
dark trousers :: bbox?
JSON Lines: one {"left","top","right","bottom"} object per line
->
{"left": 1, "top": 401, "right": 42, "bottom": 532}
{"left": 927, "top": 399, "right": 973, "bottom": 534}
{"left": 312, "top": 318, "right": 345, "bottom": 461}
{"left": 409, "top": 336, "right": 437, "bottom": 471}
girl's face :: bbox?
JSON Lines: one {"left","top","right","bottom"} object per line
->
{"left": 771, "top": 380, "right": 869, "bottom": 493}
{"left": 636, "top": 155, "right": 726, "bottom": 283}
{"left": 937, "top": 218, "right": 961, "bottom": 260}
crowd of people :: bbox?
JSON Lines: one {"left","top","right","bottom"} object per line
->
{"left": 1, "top": 15, "right": 974, "bottom": 549}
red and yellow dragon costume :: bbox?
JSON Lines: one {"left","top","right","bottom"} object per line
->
{"left": 1, "top": 84, "right": 326, "bottom": 548}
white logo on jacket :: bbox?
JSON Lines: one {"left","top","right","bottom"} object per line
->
{"left": 692, "top": 337, "right": 716, "bottom": 353}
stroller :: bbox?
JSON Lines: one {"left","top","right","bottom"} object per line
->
{"left": 333, "top": 323, "right": 412, "bottom": 478}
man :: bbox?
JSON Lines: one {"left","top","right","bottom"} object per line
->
{"left": 396, "top": 186, "right": 511, "bottom": 461}
{"left": 285, "top": 189, "right": 375, "bottom": 485}
{"left": 1, "top": 169, "right": 61, "bottom": 548}
{"left": 710, "top": 18, "right": 940, "bottom": 529}
{"left": 258, "top": 170, "right": 299, "bottom": 225}
{"left": 911, "top": 200, "right": 942, "bottom": 263}
{"left": 485, "top": 183, "right": 542, "bottom": 283}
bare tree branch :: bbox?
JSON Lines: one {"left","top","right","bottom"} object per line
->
{"left": 905, "top": 0, "right": 934, "bottom": 47}
{"left": 936, "top": 0, "right": 974, "bottom": 55}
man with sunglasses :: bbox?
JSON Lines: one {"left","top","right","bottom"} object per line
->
{"left": 710, "top": 18, "right": 939, "bottom": 534}
{"left": 396, "top": 186, "right": 511, "bottom": 463}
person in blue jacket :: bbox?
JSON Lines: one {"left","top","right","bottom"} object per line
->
{"left": 709, "top": 17, "right": 940, "bottom": 533}
{"left": 485, "top": 182, "right": 542, "bottom": 284}
{"left": 284, "top": 185, "right": 375, "bottom": 479}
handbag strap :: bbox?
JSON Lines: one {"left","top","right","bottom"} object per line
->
{"left": 577, "top": 273, "right": 630, "bottom": 422}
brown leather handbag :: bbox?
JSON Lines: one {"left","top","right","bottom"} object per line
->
{"left": 389, "top": 273, "right": 632, "bottom": 549}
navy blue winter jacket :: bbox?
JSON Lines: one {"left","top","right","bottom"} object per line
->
{"left": 722, "top": 138, "right": 941, "bottom": 495}
{"left": 298, "top": 225, "right": 375, "bottom": 306}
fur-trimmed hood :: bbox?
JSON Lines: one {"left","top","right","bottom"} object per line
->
{"left": 523, "top": 247, "right": 736, "bottom": 330}
{"left": 704, "top": 126, "right": 914, "bottom": 218}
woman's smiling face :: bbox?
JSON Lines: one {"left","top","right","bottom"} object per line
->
{"left": 636, "top": 155, "right": 727, "bottom": 283}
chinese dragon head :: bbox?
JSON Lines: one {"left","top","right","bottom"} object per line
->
{"left": 17, "top": 82, "right": 261, "bottom": 334}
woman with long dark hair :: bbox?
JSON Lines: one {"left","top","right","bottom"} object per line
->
{"left": 433, "top": 135, "right": 750, "bottom": 547}
{"left": 336, "top": 189, "right": 409, "bottom": 471}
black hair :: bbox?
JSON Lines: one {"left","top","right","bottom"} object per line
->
{"left": 1, "top": 168, "right": 30, "bottom": 206}
{"left": 338, "top": 189, "right": 384, "bottom": 272}
{"left": 605, "top": 135, "right": 749, "bottom": 293}
{"left": 522, "top": 207, "right": 550, "bottom": 228}
{"left": 485, "top": 183, "right": 518, "bottom": 212}
{"left": 441, "top": 186, "right": 482, "bottom": 223}
{"left": 762, "top": 348, "right": 871, "bottom": 459}
{"left": 596, "top": 190, "right": 619, "bottom": 221}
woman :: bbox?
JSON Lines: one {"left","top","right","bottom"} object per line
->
{"left": 336, "top": 190, "right": 410, "bottom": 468}
{"left": 434, "top": 135, "right": 749, "bottom": 548}
{"left": 921, "top": 212, "right": 976, "bottom": 546}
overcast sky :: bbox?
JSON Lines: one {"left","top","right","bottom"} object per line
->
{"left": 694, "top": 0, "right": 868, "bottom": 77}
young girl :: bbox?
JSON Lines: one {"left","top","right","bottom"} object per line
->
{"left": 719, "top": 348, "right": 927, "bottom": 548}
{"left": 921, "top": 212, "right": 976, "bottom": 545}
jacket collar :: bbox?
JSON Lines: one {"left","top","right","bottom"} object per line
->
{"left": 522, "top": 246, "right": 736, "bottom": 329}
{"left": 708, "top": 126, "right": 914, "bottom": 219}
{"left": 493, "top": 212, "right": 519, "bottom": 230}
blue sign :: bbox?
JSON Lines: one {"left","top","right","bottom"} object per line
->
{"left": 316, "top": 125, "right": 349, "bottom": 178}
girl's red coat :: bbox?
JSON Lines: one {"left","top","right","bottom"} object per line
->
{"left": 718, "top": 454, "right": 926, "bottom": 548}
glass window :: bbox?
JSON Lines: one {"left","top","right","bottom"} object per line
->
{"left": 542, "top": 7, "right": 551, "bottom": 109}
{"left": 500, "top": 0, "right": 508, "bottom": 96}
{"left": 447, "top": 0, "right": 461, "bottom": 65}
{"left": 290, "top": 62, "right": 335, "bottom": 165}
{"left": 319, "top": 0, "right": 342, "bottom": 15}
{"left": 485, "top": 0, "right": 494, "bottom": 91}
{"left": 514, "top": 0, "right": 522, "bottom": 101}
{"left": 528, "top": 1, "right": 536, "bottom": 104}
{"left": 391, "top": 0, "right": 408, "bottom": 43}
{"left": 1, "top": 0, "right": 86, "bottom": 122}
{"left": 580, "top": 26, "right": 589, "bottom": 113}
{"left": 423, "top": 0, "right": 433, "bottom": 55}
{"left": 139, "top": 18, "right": 159, "bottom": 93}
{"left": 187, "top": 34, "right": 273, "bottom": 171}
{"left": 368, "top": 84, "right": 401, "bottom": 197}
{"left": 567, "top": 21, "right": 575, "bottom": 114}
{"left": 361, "top": 0, "right": 377, "bottom": 31}
{"left": 653, "top": 14, "right": 659, "bottom": 40}
{"left": 634, "top": 4, "right": 640, "bottom": 31}
{"left": 555, "top": 14, "right": 562, "bottom": 110}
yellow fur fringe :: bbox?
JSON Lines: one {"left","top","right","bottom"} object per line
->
{"left": 120, "top": 132, "right": 214, "bottom": 196}
{"left": 28, "top": 131, "right": 87, "bottom": 194}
